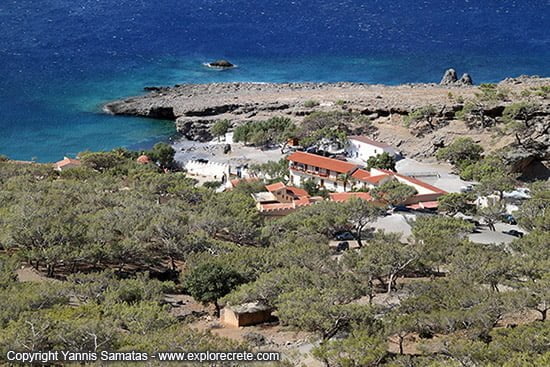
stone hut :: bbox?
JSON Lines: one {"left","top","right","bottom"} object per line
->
{"left": 220, "top": 302, "right": 273, "bottom": 328}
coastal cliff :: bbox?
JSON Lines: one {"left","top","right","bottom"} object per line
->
{"left": 104, "top": 77, "right": 549, "bottom": 173}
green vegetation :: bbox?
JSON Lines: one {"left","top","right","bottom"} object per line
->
{"left": 233, "top": 116, "right": 296, "bottom": 148}
{"left": 460, "top": 154, "right": 517, "bottom": 198}
{"left": 249, "top": 158, "right": 289, "bottom": 182}
{"left": 475, "top": 83, "right": 510, "bottom": 102}
{"left": 435, "top": 137, "right": 516, "bottom": 201}
{"left": 501, "top": 101, "right": 540, "bottom": 145}
{"left": 438, "top": 192, "right": 475, "bottom": 216}
{"left": 298, "top": 111, "right": 372, "bottom": 149}
{"left": 366, "top": 152, "right": 396, "bottom": 171}
{"left": 403, "top": 105, "right": 437, "bottom": 127}
{"left": 182, "top": 263, "right": 244, "bottom": 316}
{"left": 0, "top": 143, "right": 548, "bottom": 366}
{"left": 210, "top": 119, "right": 231, "bottom": 140}
{"left": 435, "top": 137, "right": 484, "bottom": 168}
{"left": 371, "top": 179, "right": 417, "bottom": 206}
{"left": 203, "top": 180, "right": 223, "bottom": 189}
{"left": 304, "top": 99, "right": 320, "bottom": 108}
{"left": 302, "top": 178, "right": 330, "bottom": 198}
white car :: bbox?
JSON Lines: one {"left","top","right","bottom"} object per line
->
{"left": 503, "top": 188, "right": 531, "bottom": 200}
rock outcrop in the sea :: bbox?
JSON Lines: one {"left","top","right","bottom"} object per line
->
{"left": 440, "top": 69, "right": 473, "bottom": 86}
{"left": 459, "top": 73, "right": 473, "bottom": 85}
{"left": 207, "top": 60, "right": 235, "bottom": 68}
{"left": 440, "top": 68, "right": 458, "bottom": 85}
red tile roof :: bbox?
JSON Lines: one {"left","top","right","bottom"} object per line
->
{"left": 265, "top": 182, "right": 286, "bottom": 192}
{"left": 265, "top": 182, "right": 309, "bottom": 198}
{"left": 259, "top": 197, "right": 314, "bottom": 212}
{"left": 287, "top": 152, "right": 357, "bottom": 174}
{"left": 286, "top": 186, "right": 308, "bottom": 198}
{"left": 349, "top": 136, "right": 392, "bottom": 149}
{"left": 407, "top": 201, "right": 440, "bottom": 210}
{"left": 351, "top": 169, "right": 371, "bottom": 180}
{"left": 329, "top": 192, "right": 373, "bottom": 202}
{"left": 351, "top": 169, "right": 390, "bottom": 184}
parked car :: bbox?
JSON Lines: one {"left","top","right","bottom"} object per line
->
{"left": 336, "top": 241, "right": 350, "bottom": 252}
{"left": 503, "top": 230, "right": 524, "bottom": 238}
{"left": 460, "top": 185, "right": 474, "bottom": 193}
{"left": 503, "top": 188, "right": 531, "bottom": 200}
{"left": 501, "top": 214, "right": 517, "bottom": 225}
{"left": 335, "top": 231, "right": 355, "bottom": 241}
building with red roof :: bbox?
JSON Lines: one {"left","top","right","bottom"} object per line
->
{"left": 329, "top": 192, "right": 374, "bottom": 203}
{"left": 286, "top": 151, "right": 446, "bottom": 209}
{"left": 251, "top": 181, "right": 324, "bottom": 217}
{"left": 287, "top": 151, "right": 359, "bottom": 192}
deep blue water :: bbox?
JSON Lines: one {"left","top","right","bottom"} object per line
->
{"left": 0, "top": 0, "right": 548, "bottom": 162}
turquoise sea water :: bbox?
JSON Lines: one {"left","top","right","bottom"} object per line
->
{"left": 0, "top": 1, "right": 548, "bottom": 162}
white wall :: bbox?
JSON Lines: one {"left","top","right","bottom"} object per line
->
{"left": 346, "top": 140, "right": 397, "bottom": 162}
{"left": 290, "top": 170, "right": 347, "bottom": 192}
{"left": 185, "top": 160, "right": 230, "bottom": 180}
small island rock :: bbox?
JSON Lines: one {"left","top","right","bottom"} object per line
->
{"left": 208, "top": 59, "right": 235, "bottom": 68}
{"left": 440, "top": 68, "right": 458, "bottom": 85}
{"left": 458, "top": 73, "right": 473, "bottom": 85}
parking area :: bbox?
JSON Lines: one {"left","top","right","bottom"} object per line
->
{"left": 340, "top": 212, "right": 526, "bottom": 245}
{"left": 468, "top": 222, "right": 524, "bottom": 245}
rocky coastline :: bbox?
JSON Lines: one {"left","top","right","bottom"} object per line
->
{"left": 104, "top": 75, "right": 549, "bottom": 173}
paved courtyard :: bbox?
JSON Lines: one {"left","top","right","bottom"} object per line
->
{"left": 396, "top": 158, "right": 474, "bottom": 193}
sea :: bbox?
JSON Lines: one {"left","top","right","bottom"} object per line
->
{"left": 0, "top": 0, "right": 548, "bottom": 162}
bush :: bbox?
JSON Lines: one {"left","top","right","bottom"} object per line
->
{"left": 210, "top": 119, "right": 231, "bottom": 139}
{"left": 182, "top": 263, "right": 244, "bottom": 316}
{"left": 403, "top": 105, "right": 437, "bottom": 127}
{"left": 366, "top": 152, "right": 396, "bottom": 171}
{"left": 304, "top": 100, "right": 320, "bottom": 108}
{"left": 203, "top": 181, "right": 223, "bottom": 190}
{"left": 475, "top": 83, "right": 509, "bottom": 102}
{"left": 435, "top": 137, "right": 484, "bottom": 167}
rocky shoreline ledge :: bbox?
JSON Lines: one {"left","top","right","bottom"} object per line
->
{"left": 104, "top": 76, "right": 549, "bottom": 172}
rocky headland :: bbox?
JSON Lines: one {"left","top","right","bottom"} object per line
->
{"left": 104, "top": 75, "right": 549, "bottom": 175}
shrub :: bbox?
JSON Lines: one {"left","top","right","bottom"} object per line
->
{"left": 203, "top": 181, "right": 222, "bottom": 190}
{"left": 304, "top": 100, "right": 320, "bottom": 108}
{"left": 475, "top": 83, "right": 509, "bottom": 102}
{"left": 435, "top": 137, "right": 484, "bottom": 167}
{"left": 403, "top": 105, "right": 437, "bottom": 127}
{"left": 210, "top": 119, "right": 231, "bottom": 139}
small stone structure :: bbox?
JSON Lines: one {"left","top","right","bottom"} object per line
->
{"left": 220, "top": 302, "right": 273, "bottom": 328}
